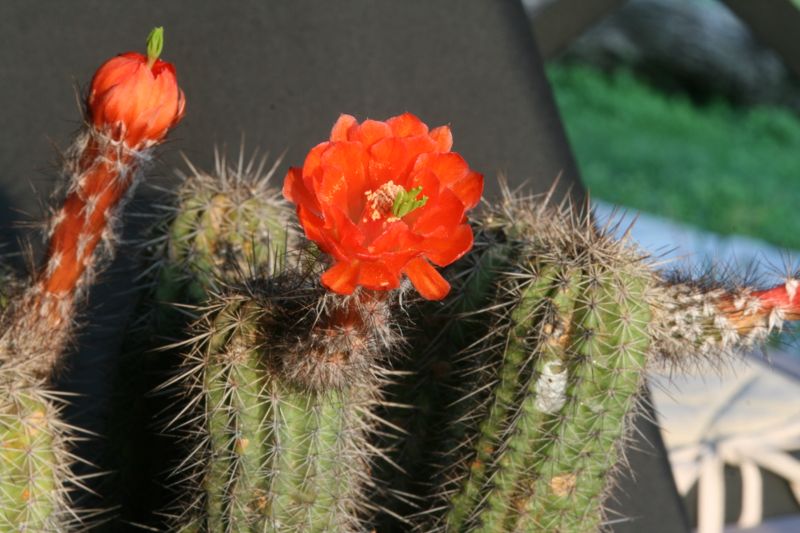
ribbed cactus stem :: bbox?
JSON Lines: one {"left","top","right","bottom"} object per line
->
{"left": 109, "top": 152, "right": 294, "bottom": 529}
{"left": 201, "top": 297, "right": 264, "bottom": 530}
{"left": 475, "top": 267, "right": 584, "bottom": 532}
{"left": 418, "top": 189, "right": 800, "bottom": 532}
{"left": 522, "top": 268, "right": 651, "bottom": 532}
{"left": 179, "top": 285, "right": 393, "bottom": 532}
{"left": 444, "top": 264, "right": 561, "bottom": 530}
{"left": 0, "top": 381, "right": 68, "bottom": 531}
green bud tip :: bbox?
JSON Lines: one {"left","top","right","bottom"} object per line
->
{"left": 146, "top": 27, "right": 164, "bottom": 68}
{"left": 392, "top": 186, "right": 428, "bottom": 218}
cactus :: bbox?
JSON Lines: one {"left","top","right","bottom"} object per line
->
{"left": 107, "top": 150, "right": 296, "bottom": 527}
{"left": 0, "top": 29, "right": 184, "bottom": 531}
{"left": 139, "top": 160, "right": 397, "bottom": 530}
{"left": 0, "top": 348, "right": 79, "bottom": 531}
{"left": 396, "top": 188, "right": 800, "bottom": 532}
{"left": 0, "top": 268, "right": 78, "bottom": 531}
{"left": 172, "top": 278, "right": 396, "bottom": 532}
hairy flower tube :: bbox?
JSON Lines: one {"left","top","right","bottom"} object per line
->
{"left": 37, "top": 28, "right": 184, "bottom": 318}
{"left": 284, "top": 113, "right": 483, "bottom": 300}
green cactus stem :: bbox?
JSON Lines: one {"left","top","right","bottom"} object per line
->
{"left": 173, "top": 279, "right": 396, "bottom": 532}
{"left": 109, "top": 150, "right": 296, "bottom": 528}
{"left": 412, "top": 187, "right": 800, "bottom": 532}
{"left": 0, "top": 271, "right": 81, "bottom": 531}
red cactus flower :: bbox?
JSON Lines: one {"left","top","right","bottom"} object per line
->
{"left": 88, "top": 27, "right": 185, "bottom": 148}
{"left": 284, "top": 112, "right": 483, "bottom": 300}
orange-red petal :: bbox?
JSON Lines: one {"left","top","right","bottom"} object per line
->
{"left": 429, "top": 125, "right": 453, "bottom": 152}
{"left": 387, "top": 112, "right": 428, "bottom": 137}
{"left": 451, "top": 170, "right": 484, "bottom": 210}
{"left": 331, "top": 114, "right": 357, "bottom": 142}
{"left": 410, "top": 186, "right": 466, "bottom": 237}
{"left": 283, "top": 167, "right": 321, "bottom": 214}
{"left": 421, "top": 223, "right": 474, "bottom": 266}
{"left": 318, "top": 142, "right": 368, "bottom": 221}
{"left": 357, "top": 261, "right": 401, "bottom": 290}
{"left": 321, "top": 260, "right": 360, "bottom": 294}
{"left": 352, "top": 119, "right": 393, "bottom": 147}
{"left": 404, "top": 257, "right": 451, "bottom": 300}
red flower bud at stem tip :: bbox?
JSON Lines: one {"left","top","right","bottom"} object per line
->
{"left": 88, "top": 26, "right": 185, "bottom": 149}
{"left": 35, "top": 28, "right": 185, "bottom": 323}
{"left": 284, "top": 113, "right": 483, "bottom": 300}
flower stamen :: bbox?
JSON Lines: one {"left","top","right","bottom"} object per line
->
{"left": 364, "top": 180, "right": 405, "bottom": 222}
{"left": 362, "top": 181, "right": 428, "bottom": 224}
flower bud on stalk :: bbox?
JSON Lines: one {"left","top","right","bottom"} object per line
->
{"left": 2, "top": 28, "right": 185, "bottom": 376}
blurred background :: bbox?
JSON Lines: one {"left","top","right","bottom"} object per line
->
{"left": 524, "top": 1, "right": 800, "bottom": 532}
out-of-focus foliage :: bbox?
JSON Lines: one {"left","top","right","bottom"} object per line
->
{"left": 548, "top": 63, "right": 800, "bottom": 250}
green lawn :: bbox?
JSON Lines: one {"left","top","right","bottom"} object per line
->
{"left": 547, "top": 64, "right": 800, "bottom": 250}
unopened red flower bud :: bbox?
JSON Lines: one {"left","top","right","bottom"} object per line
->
{"left": 88, "top": 27, "right": 185, "bottom": 148}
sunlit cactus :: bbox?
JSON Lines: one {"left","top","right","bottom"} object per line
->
{"left": 108, "top": 149, "right": 297, "bottom": 527}
{"left": 393, "top": 186, "right": 800, "bottom": 532}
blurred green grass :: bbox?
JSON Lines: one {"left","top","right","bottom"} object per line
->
{"left": 547, "top": 64, "right": 800, "bottom": 250}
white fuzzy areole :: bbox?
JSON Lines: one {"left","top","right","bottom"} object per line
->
{"left": 535, "top": 360, "right": 569, "bottom": 414}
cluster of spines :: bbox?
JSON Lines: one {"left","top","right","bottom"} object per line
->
{"left": 652, "top": 275, "right": 800, "bottom": 361}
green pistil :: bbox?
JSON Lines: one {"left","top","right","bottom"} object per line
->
{"left": 392, "top": 186, "right": 428, "bottom": 218}
{"left": 146, "top": 27, "right": 164, "bottom": 68}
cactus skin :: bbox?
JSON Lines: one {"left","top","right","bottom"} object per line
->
{"left": 0, "top": 366, "right": 75, "bottom": 532}
{"left": 174, "top": 281, "right": 394, "bottom": 532}
{"left": 108, "top": 151, "right": 295, "bottom": 528}
{"left": 0, "top": 270, "right": 79, "bottom": 532}
{"left": 405, "top": 187, "right": 800, "bottom": 532}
